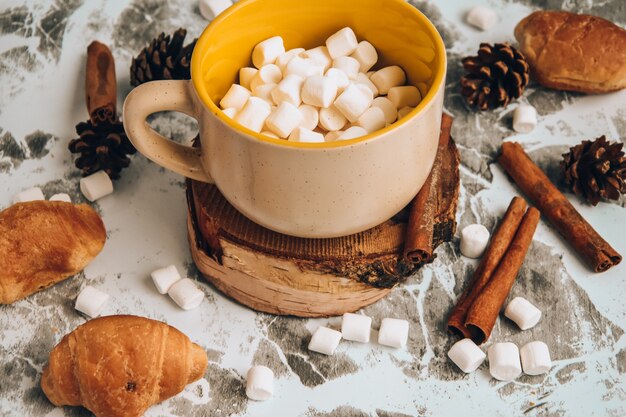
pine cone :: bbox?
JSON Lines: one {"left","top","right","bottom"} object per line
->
{"left": 68, "top": 119, "right": 136, "bottom": 180}
{"left": 561, "top": 136, "right": 626, "bottom": 206}
{"left": 460, "top": 43, "right": 530, "bottom": 110}
{"left": 130, "top": 28, "right": 197, "bottom": 87}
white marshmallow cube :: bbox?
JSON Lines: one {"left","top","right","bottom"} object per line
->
{"left": 308, "top": 326, "right": 342, "bottom": 355}
{"left": 239, "top": 67, "right": 258, "bottom": 90}
{"left": 301, "top": 75, "right": 338, "bottom": 108}
{"left": 319, "top": 106, "right": 348, "bottom": 131}
{"left": 271, "top": 74, "right": 304, "bottom": 106}
{"left": 151, "top": 265, "right": 182, "bottom": 294}
{"left": 235, "top": 97, "right": 272, "bottom": 132}
{"left": 252, "top": 83, "right": 277, "bottom": 103}
{"left": 13, "top": 187, "right": 45, "bottom": 204}
{"left": 460, "top": 224, "right": 490, "bottom": 259}
{"left": 326, "top": 27, "right": 358, "bottom": 59}
{"left": 466, "top": 6, "right": 497, "bottom": 31}
{"left": 448, "top": 338, "right": 486, "bottom": 373}
{"left": 378, "top": 318, "right": 409, "bottom": 348}
{"left": 260, "top": 131, "right": 279, "bottom": 139}
{"left": 338, "top": 126, "right": 368, "bottom": 140}
{"left": 356, "top": 107, "right": 386, "bottom": 134}
{"left": 520, "top": 341, "right": 552, "bottom": 375}
{"left": 513, "top": 104, "right": 537, "bottom": 133}
{"left": 219, "top": 84, "right": 250, "bottom": 110}
{"left": 198, "top": 0, "right": 231, "bottom": 20}
{"left": 275, "top": 48, "right": 305, "bottom": 72}
{"left": 325, "top": 130, "right": 343, "bottom": 142}
{"left": 354, "top": 73, "right": 379, "bottom": 96}
{"left": 288, "top": 127, "right": 324, "bottom": 143}
{"left": 341, "top": 313, "right": 372, "bottom": 343}
{"left": 488, "top": 342, "right": 522, "bottom": 381}
{"left": 285, "top": 56, "right": 324, "bottom": 78}
{"left": 75, "top": 285, "right": 109, "bottom": 318}
{"left": 325, "top": 68, "right": 350, "bottom": 92}
{"left": 388, "top": 86, "right": 421, "bottom": 109}
{"left": 80, "top": 171, "right": 113, "bottom": 202}
{"left": 332, "top": 56, "right": 360, "bottom": 80}
{"left": 350, "top": 40, "right": 378, "bottom": 72}
{"left": 372, "top": 97, "right": 398, "bottom": 124}
{"left": 334, "top": 83, "right": 374, "bottom": 123}
{"left": 246, "top": 365, "right": 274, "bottom": 401}
{"left": 252, "top": 36, "right": 285, "bottom": 68}
{"left": 222, "top": 107, "right": 238, "bottom": 119}
{"left": 504, "top": 297, "right": 542, "bottom": 330}
{"left": 301, "top": 46, "right": 332, "bottom": 71}
{"left": 49, "top": 193, "right": 71, "bottom": 203}
{"left": 250, "top": 64, "right": 282, "bottom": 91}
{"left": 397, "top": 106, "right": 413, "bottom": 119}
{"left": 168, "top": 278, "right": 205, "bottom": 310}
{"left": 265, "top": 102, "right": 303, "bottom": 138}
{"left": 298, "top": 104, "right": 319, "bottom": 130}
{"left": 370, "top": 66, "right": 406, "bottom": 95}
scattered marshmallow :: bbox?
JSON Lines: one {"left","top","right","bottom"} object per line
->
{"left": 246, "top": 366, "right": 274, "bottom": 401}
{"left": 466, "top": 6, "right": 497, "bottom": 31}
{"left": 460, "top": 224, "right": 490, "bottom": 259}
{"left": 370, "top": 66, "right": 406, "bottom": 95}
{"left": 334, "top": 83, "right": 373, "bottom": 123}
{"left": 325, "top": 68, "right": 350, "bottom": 92}
{"left": 235, "top": 97, "right": 272, "bottom": 132}
{"left": 372, "top": 97, "right": 398, "bottom": 124}
{"left": 168, "top": 278, "right": 205, "bottom": 310}
{"left": 271, "top": 74, "right": 304, "bottom": 106}
{"left": 289, "top": 127, "right": 325, "bottom": 143}
{"left": 354, "top": 73, "right": 379, "bottom": 96}
{"left": 252, "top": 36, "right": 285, "bottom": 68}
{"left": 285, "top": 56, "right": 324, "bottom": 78}
{"left": 219, "top": 84, "right": 250, "bottom": 110}
{"left": 80, "top": 171, "right": 113, "bottom": 202}
{"left": 338, "top": 126, "right": 368, "bottom": 140}
{"left": 49, "top": 193, "right": 71, "bottom": 203}
{"left": 298, "top": 104, "right": 319, "bottom": 130}
{"left": 356, "top": 106, "right": 386, "bottom": 134}
{"left": 378, "top": 318, "right": 409, "bottom": 348}
{"left": 319, "top": 106, "right": 348, "bottom": 131}
{"left": 250, "top": 64, "right": 282, "bottom": 91}
{"left": 325, "top": 130, "right": 343, "bottom": 142}
{"left": 301, "top": 46, "right": 332, "bottom": 71}
{"left": 151, "top": 265, "right": 182, "bottom": 294}
{"left": 222, "top": 107, "right": 238, "bottom": 118}
{"left": 488, "top": 342, "right": 522, "bottom": 381}
{"left": 301, "top": 75, "right": 338, "bottom": 108}
{"left": 350, "top": 40, "right": 378, "bottom": 72}
{"left": 397, "top": 106, "right": 413, "bottom": 119}
{"left": 513, "top": 104, "right": 537, "bottom": 133}
{"left": 504, "top": 297, "right": 542, "bottom": 330}
{"left": 265, "top": 102, "right": 303, "bottom": 138}
{"left": 276, "top": 48, "right": 305, "bottom": 72}
{"left": 308, "top": 326, "right": 342, "bottom": 355}
{"left": 13, "top": 187, "right": 45, "bottom": 204}
{"left": 252, "top": 83, "right": 277, "bottom": 103}
{"left": 388, "top": 86, "right": 421, "bottom": 109}
{"left": 448, "top": 338, "right": 486, "bottom": 373}
{"left": 520, "top": 341, "right": 552, "bottom": 375}
{"left": 326, "top": 27, "right": 358, "bottom": 59}
{"left": 75, "top": 285, "right": 109, "bottom": 318}
{"left": 332, "top": 56, "right": 360, "bottom": 80}
{"left": 341, "top": 313, "right": 372, "bottom": 343}
{"left": 198, "top": 0, "right": 231, "bottom": 20}
{"left": 239, "top": 67, "right": 258, "bottom": 90}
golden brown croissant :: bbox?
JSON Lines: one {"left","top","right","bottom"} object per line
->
{"left": 41, "top": 315, "right": 208, "bottom": 417}
{"left": 0, "top": 201, "right": 106, "bottom": 304}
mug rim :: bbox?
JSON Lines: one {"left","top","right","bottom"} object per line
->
{"left": 191, "top": 0, "right": 446, "bottom": 148}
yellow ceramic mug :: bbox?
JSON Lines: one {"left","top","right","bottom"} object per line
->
{"left": 123, "top": 0, "right": 446, "bottom": 238}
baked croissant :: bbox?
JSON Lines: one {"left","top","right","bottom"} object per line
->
{"left": 41, "top": 315, "right": 208, "bottom": 417}
{"left": 0, "top": 201, "right": 106, "bottom": 304}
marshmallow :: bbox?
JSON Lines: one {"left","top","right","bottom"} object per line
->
{"left": 378, "top": 318, "right": 409, "bottom": 348}
{"left": 301, "top": 46, "right": 332, "bottom": 71}
{"left": 341, "top": 313, "right": 372, "bottom": 343}
{"left": 250, "top": 64, "right": 282, "bottom": 91}
{"left": 326, "top": 27, "right": 358, "bottom": 59}
{"left": 488, "top": 342, "right": 522, "bottom": 381}
{"left": 325, "top": 130, "right": 343, "bottom": 142}
{"left": 288, "top": 127, "right": 324, "bottom": 143}
{"left": 520, "top": 341, "right": 552, "bottom": 375}
{"left": 219, "top": 84, "right": 250, "bottom": 110}
{"left": 370, "top": 66, "right": 406, "bottom": 95}
{"left": 448, "top": 338, "right": 487, "bottom": 373}
{"left": 246, "top": 365, "right": 274, "bottom": 401}
{"left": 222, "top": 107, "right": 237, "bottom": 119}
{"left": 366, "top": 70, "right": 375, "bottom": 79}
{"left": 513, "top": 104, "right": 537, "bottom": 133}
{"left": 239, "top": 67, "right": 258, "bottom": 90}
{"left": 235, "top": 97, "right": 272, "bottom": 132}
{"left": 198, "top": 0, "right": 231, "bottom": 20}
{"left": 504, "top": 297, "right": 542, "bottom": 330}
{"left": 252, "top": 36, "right": 285, "bottom": 68}
{"left": 350, "top": 40, "right": 378, "bottom": 72}
{"left": 49, "top": 193, "right": 71, "bottom": 203}
{"left": 356, "top": 106, "right": 386, "bottom": 134}
{"left": 80, "top": 171, "right": 113, "bottom": 202}
{"left": 308, "top": 326, "right": 342, "bottom": 355}
{"left": 271, "top": 74, "right": 304, "bottom": 106}
{"left": 265, "top": 102, "right": 303, "bottom": 138}
{"left": 168, "top": 278, "right": 205, "bottom": 310}
{"left": 13, "top": 187, "right": 45, "bottom": 204}
{"left": 388, "top": 86, "right": 421, "bottom": 109}
{"left": 325, "top": 68, "right": 350, "bottom": 92}
{"left": 460, "top": 224, "right": 490, "bottom": 258}
{"left": 397, "top": 106, "right": 413, "bottom": 119}
{"left": 372, "top": 97, "right": 398, "bottom": 124}
{"left": 301, "top": 75, "right": 338, "bottom": 108}
{"left": 466, "top": 6, "right": 497, "bottom": 31}
{"left": 354, "top": 73, "right": 379, "bottom": 96}
{"left": 151, "top": 265, "right": 182, "bottom": 294}
{"left": 298, "top": 104, "right": 319, "bottom": 131}
{"left": 334, "top": 83, "right": 373, "bottom": 123}
{"left": 260, "top": 131, "right": 279, "bottom": 139}
{"left": 285, "top": 56, "right": 324, "bottom": 78}
{"left": 338, "top": 126, "right": 368, "bottom": 140}
{"left": 276, "top": 48, "right": 305, "bottom": 72}
{"left": 319, "top": 106, "right": 347, "bottom": 131}
{"left": 416, "top": 82, "right": 429, "bottom": 98}
{"left": 332, "top": 56, "right": 360, "bottom": 80}
{"left": 75, "top": 285, "right": 109, "bottom": 318}
{"left": 252, "top": 83, "right": 277, "bottom": 103}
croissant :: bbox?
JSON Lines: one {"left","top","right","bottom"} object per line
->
{"left": 41, "top": 315, "right": 208, "bottom": 417}
{"left": 0, "top": 201, "right": 106, "bottom": 304}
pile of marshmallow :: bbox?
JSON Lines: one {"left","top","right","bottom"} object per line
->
{"left": 219, "top": 27, "right": 424, "bottom": 142}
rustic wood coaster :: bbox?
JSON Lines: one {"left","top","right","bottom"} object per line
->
{"left": 186, "top": 136, "right": 459, "bottom": 317}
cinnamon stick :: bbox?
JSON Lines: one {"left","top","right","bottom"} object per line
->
{"left": 85, "top": 41, "right": 117, "bottom": 123}
{"left": 447, "top": 196, "right": 528, "bottom": 338}
{"left": 465, "top": 207, "right": 540, "bottom": 344}
{"left": 499, "top": 142, "right": 622, "bottom": 272}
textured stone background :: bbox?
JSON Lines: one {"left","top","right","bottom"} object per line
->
{"left": 0, "top": 0, "right": 624, "bottom": 416}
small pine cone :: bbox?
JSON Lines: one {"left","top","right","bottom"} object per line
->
{"left": 460, "top": 43, "right": 530, "bottom": 110}
{"left": 561, "top": 135, "right": 626, "bottom": 206}
{"left": 130, "top": 28, "right": 197, "bottom": 87}
{"left": 68, "top": 119, "right": 137, "bottom": 180}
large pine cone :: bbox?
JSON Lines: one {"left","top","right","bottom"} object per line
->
{"left": 460, "top": 43, "right": 530, "bottom": 110}
{"left": 562, "top": 135, "right": 626, "bottom": 206}
{"left": 130, "top": 28, "right": 197, "bottom": 87}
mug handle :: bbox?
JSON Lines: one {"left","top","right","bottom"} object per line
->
{"left": 123, "top": 80, "right": 213, "bottom": 183}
